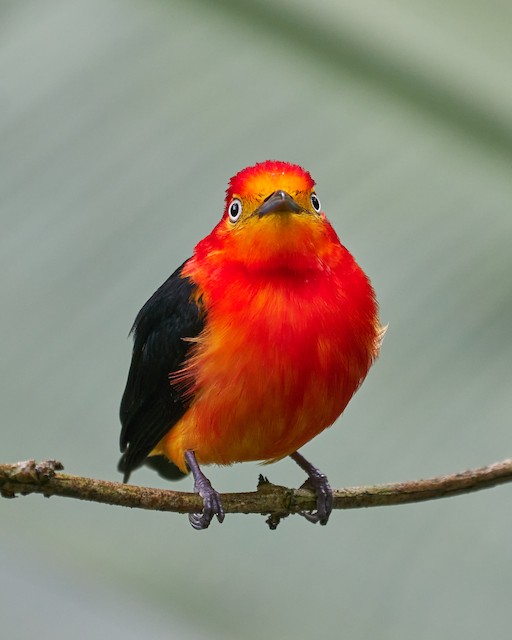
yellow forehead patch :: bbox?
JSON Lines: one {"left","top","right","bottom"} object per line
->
{"left": 227, "top": 160, "right": 315, "bottom": 200}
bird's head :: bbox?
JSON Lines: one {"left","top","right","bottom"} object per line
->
{"left": 225, "top": 160, "right": 319, "bottom": 223}
{"left": 195, "top": 160, "right": 342, "bottom": 273}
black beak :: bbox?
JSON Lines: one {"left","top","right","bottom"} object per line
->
{"left": 255, "top": 190, "right": 302, "bottom": 217}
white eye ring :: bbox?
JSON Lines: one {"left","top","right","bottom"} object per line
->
{"left": 228, "top": 198, "right": 243, "bottom": 222}
{"left": 310, "top": 193, "right": 321, "bottom": 212}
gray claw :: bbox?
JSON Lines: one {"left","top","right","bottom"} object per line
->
{"left": 185, "top": 450, "right": 225, "bottom": 530}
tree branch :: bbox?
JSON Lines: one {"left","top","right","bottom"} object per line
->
{"left": 1, "top": 458, "right": 511, "bottom": 526}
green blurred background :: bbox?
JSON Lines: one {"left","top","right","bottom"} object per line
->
{"left": 2, "top": 0, "right": 511, "bottom": 638}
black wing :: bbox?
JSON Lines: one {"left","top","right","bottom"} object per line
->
{"left": 118, "top": 261, "right": 205, "bottom": 482}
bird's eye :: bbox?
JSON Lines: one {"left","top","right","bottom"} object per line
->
{"left": 228, "top": 198, "right": 242, "bottom": 222}
{"left": 310, "top": 193, "right": 321, "bottom": 212}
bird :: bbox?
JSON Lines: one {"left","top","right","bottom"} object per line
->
{"left": 118, "top": 160, "right": 384, "bottom": 529}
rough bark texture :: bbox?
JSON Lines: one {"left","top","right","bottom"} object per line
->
{"left": 1, "top": 458, "right": 511, "bottom": 526}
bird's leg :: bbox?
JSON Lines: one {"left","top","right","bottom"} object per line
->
{"left": 290, "top": 451, "right": 333, "bottom": 525}
{"left": 184, "top": 450, "right": 225, "bottom": 530}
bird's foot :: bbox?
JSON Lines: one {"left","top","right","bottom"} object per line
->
{"left": 298, "top": 473, "right": 333, "bottom": 525}
{"left": 189, "top": 476, "right": 225, "bottom": 530}
{"left": 185, "top": 450, "right": 225, "bottom": 530}
{"left": 290, "top": 451, "right": 333, "bottom": 526}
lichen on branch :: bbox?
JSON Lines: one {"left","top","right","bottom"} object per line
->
{"left": 1, "top": 458, "right": 511, "bottom": 528}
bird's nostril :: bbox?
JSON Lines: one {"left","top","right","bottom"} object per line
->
{"left": 263, "top": 190, "right": 287, "bottom": 203}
